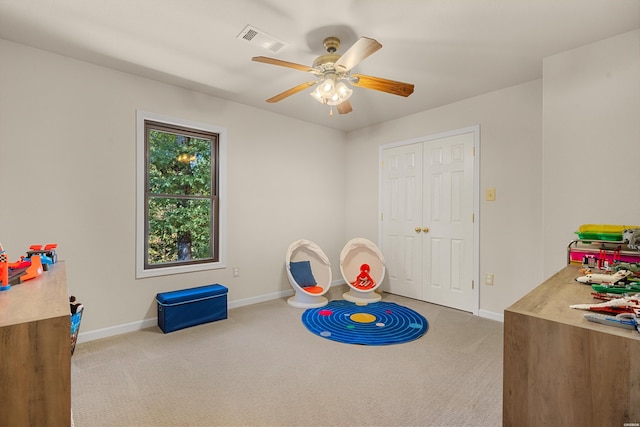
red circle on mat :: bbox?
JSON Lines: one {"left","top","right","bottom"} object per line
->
{"left": 319, "top": 310, "right": 333, "bottom": 316}
{"left": 386, "top": 310, "right": 392, "bottom": 314}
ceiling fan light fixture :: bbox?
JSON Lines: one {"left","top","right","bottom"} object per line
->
{"left": 336, "top": 81, "right": 352, "bottom": 97}
{"left": 320, "top": 77, "right": 335, "bottom": 96}
{"left": 311, "top": 77, "right": 352, "bottom": 106}
{"left": 327, "top": 82, "right": 352, "bottom": 106}
{"left": 310, "top": 85, "right": 325, "bottom": 103}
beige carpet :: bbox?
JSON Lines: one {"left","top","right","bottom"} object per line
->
{"left": 71, "top": 287, "right": 503, "bottom": 426}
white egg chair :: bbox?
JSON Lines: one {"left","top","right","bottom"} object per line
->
{"left": 285, "top": 239, "right": 332, "bottom": 308}
{"left": 340, "top": 238, "right": 386, "bottom": 303}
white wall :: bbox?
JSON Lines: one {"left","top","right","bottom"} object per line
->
{"left": 542, "top": 29, "right": 640, "bottom": 278}
{"left": 0, "top": 40, "right": 346, "bottom": 336}
{"left": 345, "top": 80, "right": 544, "bottom": 317}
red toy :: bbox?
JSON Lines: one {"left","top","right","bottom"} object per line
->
{"left": 19, "top": 255, "right": 43, "bottom": 282}
{"left": 8, "top": 256, "right": 30, "bottom": 270}
{"left": 0, "top": 243, "right": 9, "bottom": 291}
{"left": 352, "top": 263, "right": 375, "bottom": 290}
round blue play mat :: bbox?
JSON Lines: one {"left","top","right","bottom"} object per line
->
{"left": 301, "top": 300, "right": 429, "bottom": 345}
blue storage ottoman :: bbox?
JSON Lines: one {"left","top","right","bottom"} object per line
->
{"left": 156, "top": 284, "right": 228, "bottom": 333}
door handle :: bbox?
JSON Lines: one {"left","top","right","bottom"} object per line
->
{"left": 423, "top": 227, "right": 430, "bottom": 233}
{"left": 415, "top": 227, "right": 422, "bottom": 233}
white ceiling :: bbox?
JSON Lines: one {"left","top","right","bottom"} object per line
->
{"left": 1, "top": 0, "right": 638, "bottom": 132}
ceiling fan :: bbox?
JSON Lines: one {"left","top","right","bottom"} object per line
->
{"left": 252, "top": 36, "right": 415, "bottom": 115}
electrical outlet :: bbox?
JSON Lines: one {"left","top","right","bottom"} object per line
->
{"left": 485, "top": 273, "right": 494, "bottom": 285}
{"left": 232, "top": 267, "right": 240, "bottom": 277}
{"left": 486, "top": 188, "right": 496, "bottom": 201}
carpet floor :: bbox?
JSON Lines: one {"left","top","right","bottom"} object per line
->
{"left": 71, "top": 287, "right": 503, "bottom": 426}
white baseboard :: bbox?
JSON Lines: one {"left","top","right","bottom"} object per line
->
{"left": 77, "top": 318, "right": 159, "bottom": 344}
{"left": 228, "top": 289, "right": 293, "bottom": 309}
{"left": 77, "top": 288, "right": 295, "bottom": 344}
{"left": 478, "top": 309, "right": 504, "bottom": 322}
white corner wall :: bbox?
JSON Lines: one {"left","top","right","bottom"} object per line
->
{"left": 0, "top": 40, "right": 347, "bottom": 336}
{"left": 542, "top": 29, "right": 640, "bottom": 278}
{"left": 345, "top": 80, "right": 544, "bottom": 318}
{"left": 345, "top": 29, "right": 640, "bottom": 317}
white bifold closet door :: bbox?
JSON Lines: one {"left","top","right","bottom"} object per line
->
{"left": 381, "top": 130, "right": 476, "bottom": 313}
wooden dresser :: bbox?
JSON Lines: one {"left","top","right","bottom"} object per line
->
{"left": 503, "top": 265, "right": 640, "bottom": 426}
{"left": 0, "top": 262, "right": 71, "bottom": 426}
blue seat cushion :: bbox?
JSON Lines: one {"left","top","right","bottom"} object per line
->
{"left": 289, "top": 260, "right": 317, "bottom": 287}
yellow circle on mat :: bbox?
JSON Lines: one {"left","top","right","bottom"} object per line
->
{"left": 350, "top": 313, "right": 377, "bottom": 323}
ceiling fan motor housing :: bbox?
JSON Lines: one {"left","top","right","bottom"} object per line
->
{"left": 323, "top": 36, "right": 340, "bottom": 53}
{"left": 312, "top": 54, "right": 341, "bottom": 72}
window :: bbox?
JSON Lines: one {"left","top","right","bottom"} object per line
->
{"left": 136, "top": 111, "right": 226, "bottom": 278}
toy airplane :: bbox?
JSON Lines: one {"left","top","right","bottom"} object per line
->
{"left": 584, "top": 313, "right": 640, "bottom": 333}
{"left": 575, "top": 269, "right": 632, "bottom": 285}
{"left": 591, "top": 282, "right": 640, "bottom": 294}
{"left": 571, "top": 295, "right": 640, "bottom": 316}
{"left": 575, "top": 294, "right": 640, "bottom": 333}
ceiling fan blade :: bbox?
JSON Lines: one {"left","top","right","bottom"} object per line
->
{"left": 266, "top": 81, "right": 318, "bottom": 103}
{"left": 334, "top": 37, "right": 382, "bottom": 72}
{"left": 252, "top": 56, "right": 316, "bottom": 73}
{"left": 350, "top": 74, "right": 415, "bottom": 97}
{"left": 337, "top": 100, "right": 353, "bottom": 114}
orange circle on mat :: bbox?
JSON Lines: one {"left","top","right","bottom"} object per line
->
{"left": 350, "top": 313, "right": 376, "bottom": 323}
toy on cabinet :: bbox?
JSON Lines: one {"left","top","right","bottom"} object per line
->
{"left": 0, "top": 243, "right": 9, "bottom": 291}
{"left": 26, "top": 244, "right": 58, "bottom": 271}
{"left": 19, "top": 255, "right": 43, "bottom": 282}
{"left": 5, "top": 243, "right": 58, "bottom": 285}
{"left": 568, "top": 225, "right": 640, "bottom": 271}
{"left": 575, "top": 269, "right": 632, "bottom": 285}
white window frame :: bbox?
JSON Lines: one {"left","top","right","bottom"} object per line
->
{"left": 135, "top": 110, "right": 227, "bottom": 278}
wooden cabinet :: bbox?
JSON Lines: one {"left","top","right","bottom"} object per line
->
{"left": 503, "top": 265, "right": 640, "bottom": 426}
{"left": 0, "top": 262, "right": 71, "bottom": 426}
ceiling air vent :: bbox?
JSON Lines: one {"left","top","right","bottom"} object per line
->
{"left": 236, "top": 25, "right": 288, "bottom": 53}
